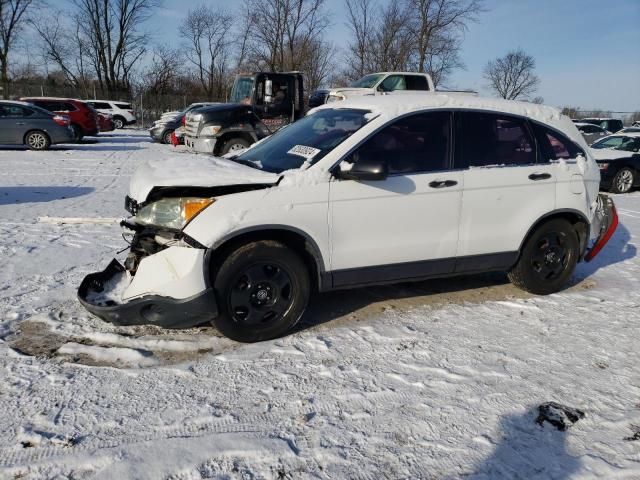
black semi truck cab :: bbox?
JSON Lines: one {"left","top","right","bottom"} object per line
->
{"left": 184, "top": 72, "right": 305, "bottom": 155}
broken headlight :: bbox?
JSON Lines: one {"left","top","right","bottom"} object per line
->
{"left": 136, "top": 197, "right": 215, "bottom": 230}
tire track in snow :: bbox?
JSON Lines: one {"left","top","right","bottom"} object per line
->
{"left": 0, "top": 388, "right": 425, "bottom": 468}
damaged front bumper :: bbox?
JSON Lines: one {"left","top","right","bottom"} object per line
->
{"left": 585, "top": 194, "right": 618, "bottom": 262}
{"left": 77, "top": 223, "right": 218, "bottom": 328}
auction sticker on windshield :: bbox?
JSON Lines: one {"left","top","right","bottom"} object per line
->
{"left": 287, "top": 145, "right": 321, "bottom": 160}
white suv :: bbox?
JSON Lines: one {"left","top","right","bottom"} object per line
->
{"left": 79, "top": 95, "right": 618, "bottom": 342}
{"left": 85, "top": 100, "right": 136, "bottom": 129}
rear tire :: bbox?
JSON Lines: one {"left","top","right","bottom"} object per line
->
{"left": 508, "top": 219, "right": 579, "bottom": 295}
{"left": 211, "top": 240, "right": 310, "bottom": 342}
{"left": 113, "top": 117, "right": 125, "bottom": 129}
{"left": 609, "top": 167, "right": 634, "bottom": 194}
{"left": 71, "top": 124, "right": 83, "bottom": 142}
{"left": 162, "top": 130, "right": 174, "bottom": 145}
{"left": 221, "top": 137, "right": 250, "bottom": 155}
{"left": 25, "top": 130, "right": 51, "bottom": 151}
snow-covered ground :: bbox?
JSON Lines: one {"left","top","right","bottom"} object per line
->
{"left": 0, "top": 130, "right": 639, "bottom": 479}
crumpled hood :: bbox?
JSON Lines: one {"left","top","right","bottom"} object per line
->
{"left": 129, "top": 155, "right": 279, "bottom": 202}
{"left": 589, "top": 148, "right": 636, "bottom": 161}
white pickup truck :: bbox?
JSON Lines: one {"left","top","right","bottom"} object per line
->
{"left": 309, "top": 72, "right": 436, "bottom": 107}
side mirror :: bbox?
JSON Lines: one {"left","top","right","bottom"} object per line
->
{"left": 265, "top": 79, "right": 273, "bottom": 104}
{"left": 337, "top": 158, "right": 388, "bottom": 181}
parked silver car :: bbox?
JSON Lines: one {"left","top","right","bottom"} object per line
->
{"left": 575, "top": 122, "right": 610, "bottom": 145}
{"left": 0, "top": 101, "right": 74, "bottom": 150}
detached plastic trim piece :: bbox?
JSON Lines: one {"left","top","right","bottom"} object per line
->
{"left": 78, "top": 259, "right": 217, "bottom": 329}
{"left": 585, "top": 198, "right": 618, "bottom": 262}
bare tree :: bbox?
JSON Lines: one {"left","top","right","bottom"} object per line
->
{"left": 419, "top": 34, "right": 463, "bottom": 88}
{"left": 31, "top": 11, "right": 94, "bottom": 96}
{"left": 0, "top": 0, "right": 37, "bottom": 98}
{"left": 180, "top": 4, "right": 234, "bottom": 100}
{"left": 71, "top": 0, "right": 159, "bottom": 97}
{"left": 243, "top": 0, "right": 330, "bottom": 72}
{"left": 298, "top": 38, "right": 335, "bottom": 91}
{"left": 344, "top": 0, "right": 374, "bottom": 78}
{"left": 141, "top": 45, "right": 182, "bottom": 95}
{"left": 373, "top": 1, "right": 412, "bottom": 71}
{"left": 405, "top": 0, "right": 482, "bottom": 76}
{"left": 344, "top": 0, "right": 481, "bottom": 85}
{"left": 483, "top": 49, "right": 540, "bottom": 100}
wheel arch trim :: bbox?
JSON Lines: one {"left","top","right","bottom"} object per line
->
{"left": 517, "top": 208, "right": 591, "bottom": 261}
{"left": 203, "top": 224, "right": 329, "bottom": 290}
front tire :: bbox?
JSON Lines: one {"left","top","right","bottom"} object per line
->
{"left": 508, "top": 219, "right": 579, "bottom": 295}
{"left": 25, "top": 130, "right": 51, "bottom": 151}
{"left": 610, "top": 167, "right": 634, "bottom": 194}
{"left": 212, "top": 240, "right": 310, "bottom": 342}
{"left": 220, "top": 137, "right": 250, "bottom": 155}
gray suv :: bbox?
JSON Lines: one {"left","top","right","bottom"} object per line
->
{"left": 0, "top": 101, "right": 74, "bottom": 150}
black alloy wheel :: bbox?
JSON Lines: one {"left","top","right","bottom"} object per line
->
{"left": 212, "top": 240, "right": 310, "bottom": 342}
{"left": 228, "top": 262, "right": 294, "bottom": 326}
{"left": 508, "top": 219, "right": 579, "bottom": 295}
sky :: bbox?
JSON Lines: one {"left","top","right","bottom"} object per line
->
{"left": 75, "top": 0, "right": 640, "bottom": 112}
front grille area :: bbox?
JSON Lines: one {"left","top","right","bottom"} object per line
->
{"left": 184, "top": 113, "right": 201, "bottom": 137}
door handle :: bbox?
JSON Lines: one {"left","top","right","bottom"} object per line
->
{"left": 15, "top": 122, "right": 25, "bottom": 125}
{"left": 429, "top": 180, "right": 458, "bottom": 188}
{"left": 528, "top": 173, "right": 551, "bottom": 181}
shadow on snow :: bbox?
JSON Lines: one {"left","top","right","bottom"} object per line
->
{"left": 0, "top": 186, "right": 94, "bottom": 205}
{"left": 470, "top": 407, "right": 580, "bottom": 479}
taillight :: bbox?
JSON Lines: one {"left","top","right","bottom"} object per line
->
{"left": 181, "top": 116, "right": 186, "bottom": 126}
{"left": 53, "top": 114, "right": 70, "bottom": 126}
{"left": 128, "top": 110, "right": 134, "bottom": 116}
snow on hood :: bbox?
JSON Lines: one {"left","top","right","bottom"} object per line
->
{"left": 330, "top": 87, "right": 375, "bottom": 96}
{"left": 129, "top": 156, "right": 279, "bottom": 202}
{"left": 589, "top": 148, "right": 636, "bottom": 161}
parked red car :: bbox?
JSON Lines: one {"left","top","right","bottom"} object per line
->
{"left": 20, "top": 97, "right": 99, "bottom": 141}
{"left": 97, "top": 112, "right": 115, "bottom": 133}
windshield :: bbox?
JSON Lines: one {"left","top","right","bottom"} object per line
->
{"left": 236, "top": 109, "right": 370, "bottom": 173}
{"left": 230, "top": 76, "right": 254, "bottom": 104}
{"left": 349, "top": 74, "right": 384, "bottom": 88}
{"left": 592, "top": 136, "right": 640, "bottom": 152}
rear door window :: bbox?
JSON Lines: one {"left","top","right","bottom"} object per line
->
{"left": 90, "top": 102, "right": 112, "bottom": 109}
{"left": 454, "top": 112, "right": 536, "bottom": 168}
{"left": 0, "top": 105, "right": 34, "bottom": 117}
{"left": 404, "top": 75, "right": 430, "bottom": 90}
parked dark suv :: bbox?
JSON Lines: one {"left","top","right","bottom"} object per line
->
{"left": 0, "top": 100, "right": 74, "bottom": 150}
{"left": 21, "top": 97, "right": 99, "bottom": 141}
{"left": 580, "top": 118, "right": 624, "bottom": 134}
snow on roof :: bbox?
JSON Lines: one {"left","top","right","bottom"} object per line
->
{"left": 606, "top": 131, "right": 640, "bottom": 138}
{"left": 312, "top": 93, "right": 583, "bottom": 145}
{"left": 370, "top": 71, "right": 430, "bottom": 76}
{"left": 20, "top": 96, "right": 85, "bottom": 102}
{"left": 0, "top": 100, "right": 32, "bottom": 106}
{"left": 87, "top": 99, "right": 131, "bottom": 103}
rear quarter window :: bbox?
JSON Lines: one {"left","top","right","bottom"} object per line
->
{"left": 91, "top": 102, "right": 112, "bottom": 109}
{"left": 115, "top": 103, "right": 131, "bottom": 109}
{"left": 532, "top": 123, "right": 582, "bottom": 161}
{"left": 404, "top": 75, "right": 430, "bottom": 90}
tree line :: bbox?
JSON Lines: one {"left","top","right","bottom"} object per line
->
{"left": 2, "top": 0, "right": 485, "bottom": 101}
{"left": 3, "top": 0, "right": 633, "bottom": 122}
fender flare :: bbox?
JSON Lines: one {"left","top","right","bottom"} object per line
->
{"left": 203, "top": 224, "right": 329, "bottom": 290}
